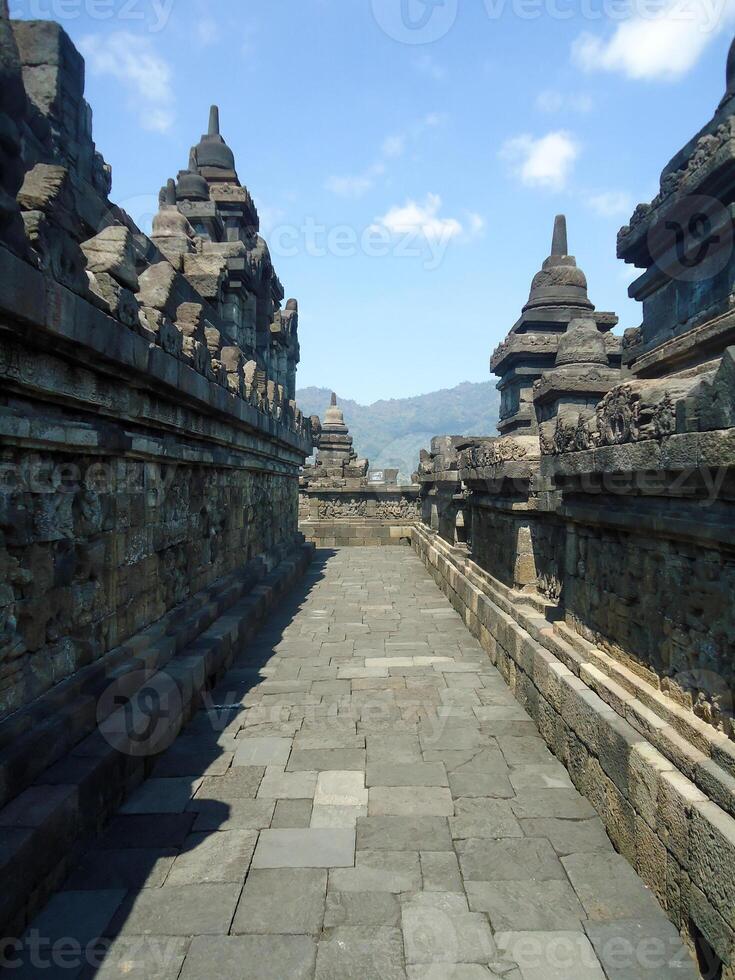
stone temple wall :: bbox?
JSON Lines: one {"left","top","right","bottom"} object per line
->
{"left": 299, "top": 485, "right": 421, "bottom": 546}
{"left": 0, "top": 9, "right": 312, "bottom": 846}
{"left": 414, "top": 48, "right": 735, "bottom": 975}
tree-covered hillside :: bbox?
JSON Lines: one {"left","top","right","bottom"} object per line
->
{"left": 297, "top": 381, "right": 500, "bottom": 480}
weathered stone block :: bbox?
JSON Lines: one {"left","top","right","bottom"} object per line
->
{"left": 689, "top": 800, "right": 735, "bottom": 924}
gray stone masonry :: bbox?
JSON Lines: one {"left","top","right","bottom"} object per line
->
{"left": 6, "top": 548, "right": 697, "bottom": 979}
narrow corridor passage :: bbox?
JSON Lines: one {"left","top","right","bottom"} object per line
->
{"left": 11, "top": 548, "right": 696, "bottom": 979}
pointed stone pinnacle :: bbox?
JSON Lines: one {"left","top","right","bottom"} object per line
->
{"left": 331, "top": 392, "right": 337, "bottom": 407}
{"left": 165, "top": 178, "right": 176, "bottom": 205}
{"left": 551, "top": 214, "right": 568, "bottom": 256}
{"left": 727, "top": 35, "right": 735, "bottom": 95}
{"left": 208, "top": 105, "right": 220, "bottom": 137}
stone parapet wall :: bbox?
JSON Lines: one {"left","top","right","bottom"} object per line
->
{"left": 0, "top": 223, "right": 309, "bottom": 724}
{"left": 299, "top": 486, "right": 421, "bottom": 546}
{"left": 420, "top": 440, "right": 734, "bottom": 729}
{"left": 0, "top": 15, "right": 313, "bottom": 731}
{"left": 301, "top": 521, "right": 415, "bottom": 548}
{"left": 412, "top": 524, "right": 735, "bottom": 974}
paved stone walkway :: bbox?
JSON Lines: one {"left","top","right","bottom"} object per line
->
{"left": 10, "top": 548, "right": 697, "bottom": 979}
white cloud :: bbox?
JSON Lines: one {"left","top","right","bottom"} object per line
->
{"left": 371, "top": 193, "right": 480, "bottom": 244}
{"left": 79, "top": 32, "right": 174, "bottom": 132}
{"left": 196, "top": 18, "right": 219, "bottom": 45}
{"left": 382, "top": 135, "right": 406, "bottom": 159}
{"left": 536, "top": 89, "right": 593, "bottom": 113}
{"left": 467, "top": 212, "right": 486, "bottom": 235}
{"left": 325, "top": 163, "right": 386, "bottom": 198}
{"left": 585, "top": 190, "right": 633, "bottom": 217}
{"left": 572, "top": 0, "right": 735, "bottom": 81}
{"left": 325, "top": 114, "right": 445, "bottom": 198}
{"left": 500, "top": 131, "right": 580, "bottom": 190}
{"left": 413, "top": 52, "right": 448, "bottom": 80}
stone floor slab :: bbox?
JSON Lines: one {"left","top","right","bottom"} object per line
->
{"left": 466, "top": 879, "right": 586, "bottom": 932}
{"left": 120, "top": 778, "right": 201, "bottom": 814}
{"left": 584, "top": 918, "right": 701, "bottom": 979}
{"left": 403, "top": 904, "right": 496, "bottom": 965}
{"left": 495, "top": 930, "right": 606, "bottom": 980}
{"left": 315, "top": 926, "right": 406, "bottom": 980}
{"left": 233, "top": 737, "right": 292, "bottom": 767}
{"left": 457, "top": 838, "right": 566, "bottom": 882}
{"left": 287, "top": 748, "right": 366, "bottom": 771}
{"left": 64, "top": 848, "right": 176, "bottom": 891}
{"left": 114, "top": 883, "right": 241, "bottom": 936}
{"left": 311, "top": 804, "right": 367, "bottom": 828}
{"left": 369, "top": 786, "right": 454, "bottom": 816}
{"left": 367, "top": 762, "right": 448, "bottom": 787}
{"left": 180, "top": 935, "right": 316, "bottom": 980}
{"left": 189, "top": 798, "right": 274, "bottom": 831}
{"left": 232, "top": 868, "right": 327, "bottom": 934}
{"left": 84, "top": 936, "right": 189, "bottom": 979}
{"left": 450, "top": 798, "right": 523, "bottom": 840}
{"left": 195, "top": 768, "right": 265, "bottom": 800}
{"left": 272, "top": 798, "right": 313, "bottom": 828}
{"left": 13, "top": 889, "right": 126, "bottom": 976}
{"left": 407, "top": 967, "right": 515, "bottom": 980}
{"left": 252, "top": 827, "right": 355, "bottom": 868}
{"left": 165, "top": 830, "right": 258, "bottom": 885}
{"left": 257, "top": 767, "right": 317, "bottom": 799}
{"left": 562, "top": 853, "right": 668, "bottom": 921}
{"left": 330, "top": 850, "right": 422, "bottom": 893}
{"left": 510, "top": 789, "right": 596, "bottom": 820}
{"left": 324, "top": 890, "right": 402, "bottom": 927}
{"left": 520, "top": 817, "right": 611, "bottom": 855}
{"left": 357, "top": 815, "right": 453, "bottom": 851}
{"left": 314, "top": 770, "right": 368, "bottom": 807}
{"left": 449, "top": 771, "right": 514, "bottom": 799}
{"left": 420, "top": 850, "right": 464, "bottom": 892}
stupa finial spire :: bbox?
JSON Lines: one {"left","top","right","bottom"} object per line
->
{"left": 331, "top": 392, "right": 337, "bottom": 407}
{"left": 551, "top": 214, "right": 568, "bottom": 256}
{"left": 208, "top": 105, "right": 220, "bottom": 137}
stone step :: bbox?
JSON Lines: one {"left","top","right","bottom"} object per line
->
{"left": 0, "top": 544, "right": 301, "bottom": 810}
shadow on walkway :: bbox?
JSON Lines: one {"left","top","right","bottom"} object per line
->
{"left": 1, "top": 550, "right": 335, "bottom": 979}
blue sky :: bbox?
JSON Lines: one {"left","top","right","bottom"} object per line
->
{"left": 10, "top": 0, "right": 734, "bottom": 402}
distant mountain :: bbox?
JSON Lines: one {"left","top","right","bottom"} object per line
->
{"left": 297, "top": 381, "right": 501, "bottom": 481}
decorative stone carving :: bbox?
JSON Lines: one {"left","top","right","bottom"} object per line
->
{"left": 596, "top": 386, "right": 641, "bottom": 446}
{"left": 460, "top": 438, "right": 528, "bottom": 470}
{"left": 375, "top": 498, "right": 420, "bottom": 520}
{"left": 317, "top": 496, "right": 368, "bottom": 520}
{"left": 537, "top": 571, "right": 562, "bottom": 601}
